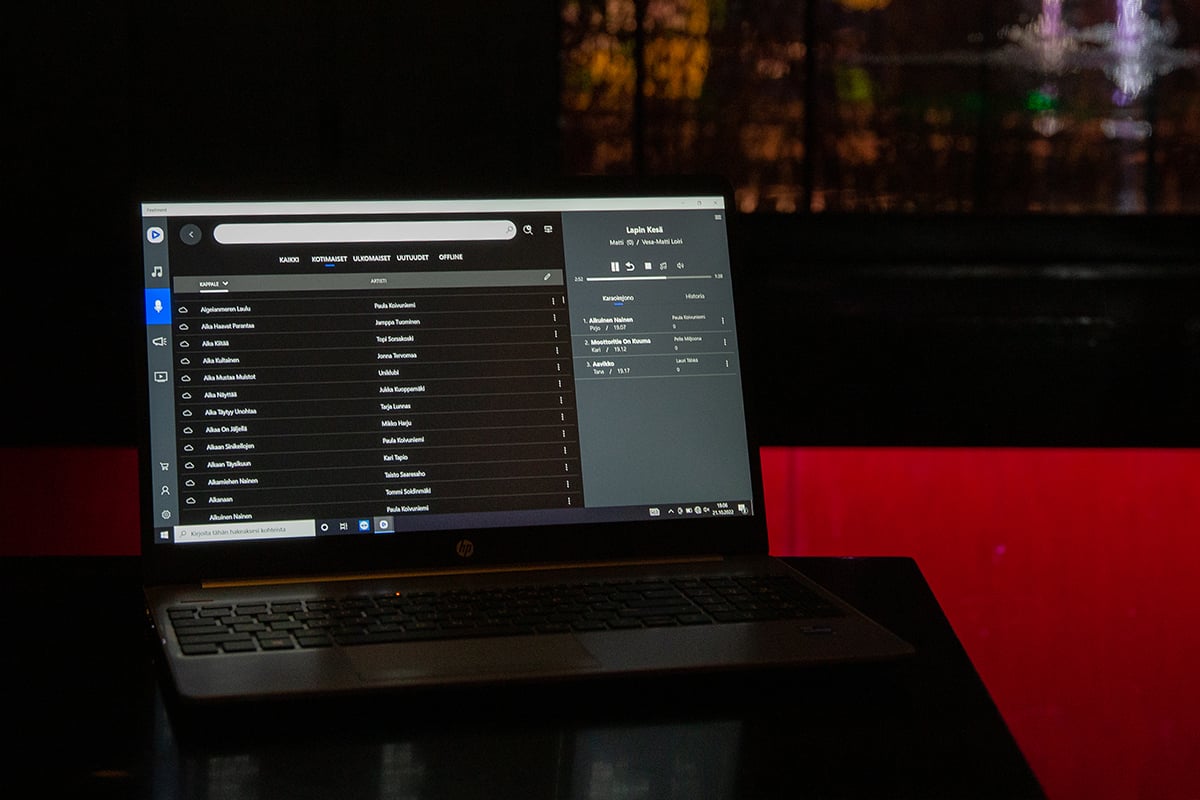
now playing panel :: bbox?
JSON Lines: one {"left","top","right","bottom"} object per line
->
{"left": 561, "top": 206, "right": 754, "bottom": 513}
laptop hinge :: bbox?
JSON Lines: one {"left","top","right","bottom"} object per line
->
{"left": 201, "top": 554, "right": 725, "bottom": 590}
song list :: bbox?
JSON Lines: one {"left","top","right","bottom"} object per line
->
{"left": 173, "top": 286, "right": 582, "bottom": 525}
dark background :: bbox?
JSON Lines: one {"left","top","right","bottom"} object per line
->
{"left": 7, "top": 1, "right": 1200, "bottom": 448}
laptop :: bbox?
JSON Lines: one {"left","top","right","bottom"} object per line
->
{"left": 138, "top": 177, "right": 912, "bottom": 704}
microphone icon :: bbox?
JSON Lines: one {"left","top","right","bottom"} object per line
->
{"left": 154, "top": 299, "right": 164, "bottom": 313}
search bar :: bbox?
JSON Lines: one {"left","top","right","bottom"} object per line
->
{"left": 212, "top": 220, "right": 517, "bottom": 245}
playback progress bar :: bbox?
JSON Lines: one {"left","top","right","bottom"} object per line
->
{"left": 586, "top": 275, "right": 713, "bottom": 282}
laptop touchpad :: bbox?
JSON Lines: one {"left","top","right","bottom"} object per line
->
{"left": 347, "top": 636, "right": 601, "bottom": 684}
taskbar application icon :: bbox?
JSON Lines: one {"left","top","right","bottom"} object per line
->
{"left": 317, "top": 519, "right": 362, "bottom": 536}
{"left": 316, "top": 517, "right": 395, "bottom": 536}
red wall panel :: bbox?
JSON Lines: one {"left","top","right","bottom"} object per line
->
{"left": 762, "top": 446, "right": 1200, "bottom": 800}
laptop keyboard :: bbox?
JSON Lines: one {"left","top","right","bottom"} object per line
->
{"left": 165, "top": 575, "right": 844, "bottom": 656}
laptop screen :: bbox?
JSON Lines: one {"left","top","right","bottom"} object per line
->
{"left": 139, "top": 189, "right": 757, "bottom": 560}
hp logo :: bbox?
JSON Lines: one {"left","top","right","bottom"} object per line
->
{"left": 455, "top": 539, "right": 475, "bottom": 558}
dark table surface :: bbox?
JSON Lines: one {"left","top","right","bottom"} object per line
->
{"left": 5, "top": 556, "right": 1044, "bottom": 799}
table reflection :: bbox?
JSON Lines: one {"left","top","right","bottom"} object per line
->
{"left": 150, "top": 687, "right": 744, "bottom": 800}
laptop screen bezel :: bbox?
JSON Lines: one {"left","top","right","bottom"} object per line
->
{"left": 136, "top": 177, "right": 769, "bottom": 586}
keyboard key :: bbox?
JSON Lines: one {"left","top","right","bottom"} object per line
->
{"left": 269, "top": 620, "right": 304, "bottom": 632}
{"left": 296, "top": 633, "right": 333, "bottom": 648}
{"left": 607, "top": 618, "right": 643, "bottom": 630}
{"left": 234, "top": 603, "right": 268, "bottom": 614}
{"left": 256, "top": 635, "right": 295, "bottom": 650}
{"left": 571, "top": 620, "right": 609, "bottom": 632}
{"left": 618, "top": 605, "right": 694, "bottom": 618}
{"left": 177, "top": 631, "right": 254, "bottom": 646}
